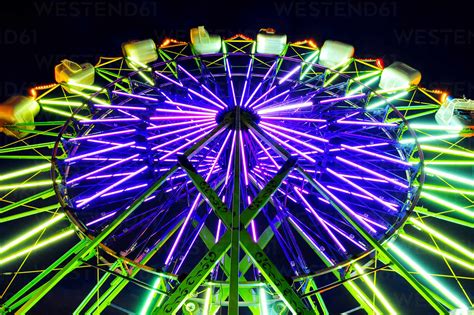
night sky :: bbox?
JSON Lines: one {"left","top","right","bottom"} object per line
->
{"left": 0, "top": 0, "right": 472, "bottom": 314}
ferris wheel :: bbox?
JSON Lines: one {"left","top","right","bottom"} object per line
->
{"left": 0, "top": 27, "right": 472, "bottom": 314}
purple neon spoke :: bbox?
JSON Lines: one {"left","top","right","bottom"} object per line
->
{"left": 278, "top": 64, "right": 301, "bottom": 85}
{"left": 156, "top": 69, "right": 226, "bottom": 110}
{"left": 147, "top": 118, "right": 214, "bottom": 130}
{"left": 86, "top": 211, "right": 117, "bottom": 226}
{"left": 79, "top": 118, "right": 140, "bottom": 124}
{"left": 251, "top": 88, "right": 290, "bottom": 110}
{"left": 324, "top": 220, "right": 367, "bottom": 250}
{"left": 76, "top": 165, "right": 148, "bottom": 208}
{"left": 256, "top": 102, "right": 313, "bottom": 115}
{"left": 340, "top": 173, "right": 388, "bottom": 183}
{"left": 153, "top": 123, "right": 215, "bottom": 153}
{"left": 260, "top": 125, "right": 323, "bottom": 156}
{"left": 101, "top": 183, "right": 148, "bottom": 198}
{"left": 116, "top": 108, "right": 157, "bottom": 128}
{"left": 244, "top": 61, "right": 277, "bottom": 107}
{"left": 261, "top": 116, "right": 326, "bottom": 123}
{"left": 239, "top": 130, "right": 249, "bottom": 186}
{"left": 239, "top": 57, "right": 253, "bottom": 106}
{"left": 112, "top": 90, "right": 158, "bottom": 101}
{"left": 187, "top": 89, "right": 227, "bottom": 110}
{"left": 327, "top": 167, "right": 398, "bottom": 211}
{"left": 336, "top": 120, "right": 397, "bottom": 127}
{"left": 225, "top": 131, "right": 236, "bottom": 186}
{"left": 164, "top": 100, "right": 218, "bottom": 113}
{"left": 66, "top": 141, "right": 136, "bottom": 163}
{"left": 70, "top": 129, "right": 136, "bottom": 142}
{"left": 337, "top": 111, "right": 359, "bottom": 121}
{"left": 327, "top": 185, "right": 373, "bottom": 201}
{"left": 158, "top": 130, "right": 215, "bottom": 161}
{"left": 164, "top": 135, "right": 229, "bottom": 265}
{"left": 287, "top": 216, "right": 334, "bottom": 265}
{"left": 260, "top": 129, "right": 316, "bottom": 163}
{"left": 155, "top": 70, "right": 183, "bottom": 87}
{"left": 309, "top": 176, "right": 377, "bottom": 233}
{"left": 260, "top": 121, "right": 328, "bottom": 143}
{"left": 66, "top": 153, "right": 140, "bottom": 185}
{"left": 340, "top": 144, "right": 411, "bottom": 167}
{"left": 329, "top": 142, "right": 389, "bottom": 152}
{"left": 150, "top": 115, "right": 216, "bottom": 121}
{"left": 225, "top": 58, "right": 237, "bottom": 106}
{"left": 147, "top": 121, "right": 216, "bottom": 141}
{"left": 319, "top": 93, "right": 365, "bottom": 104}
{"left": 248, "top": 129, "right": 279, "bottom": 168}
{"left": 155, "top": 108, "right": 216, "bottom": 116}
{"left": 177, "top": 64, "right": 228, "bottom": 108}
{"left": 94, "top": 104, "right": 147, "bottom": 111}
{"left": 247, "top": 85, "right": 277, "bottom": 109}
{"left": 293, "top": 187, "right": 346, "bottom": 252}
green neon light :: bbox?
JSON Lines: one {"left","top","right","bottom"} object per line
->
{"left": 353, "top": 70, "right": 382, "bottom": 82}
{"left": 389, "top": 243, "right": 468, "bottom": 310}
{"left": 0, "top": 229, "right": 74, "bottom": 265}
{"left": 400, "top": 234, "right": 473, "bottom": 270}
{"left": 259, "top": 287, "right": 269, "bottom": 315}
{"left": 366, "top": 91, "right": 409, "bottom": 110}
{"left": 0, "top": 180, "right": 59, "bottom": 191}
{"left": 140, "top": 277, "right": 162, "bottom": 315}
{"left": 421, "top": 192, "right": 473, "bottom": 219}
{"left": 409, "top": 123, "right": 463, "bottom": 132}
{"left": 128, "top": 58, "right": 155, "bottom": 86}
{"left": 42, "top": 105, "right": 89, "bottom": 120}
{"left": 129, "top": 62, "right": 155, "bottom": 86}
{"left": 346, "top": 76, "right": 379, "bottom": 96}
{"left": 323, "top": 62, "right": 351, "bottom": 87}
{"left": 422, "top": 184, "right": 474, "bottom": 196}
{"left": 410, "top": 219, "right": 473, "bottom": 259}
{"left": 354, "top": 263, "right": 397, "bottom": 314}
{"left": 346, "top": 281, "right": 382, "bottom": 314}
{"left": 39, "top": 99, "right": 83, "bottom": 107}
{"left": 399, "top": 134, "right": 460, "bottom": 144}
{"left": 375, "top": 85, "right": 411, "bottom": 94}
{"left": 390, "top": 110, "right": 438, "bottom": 122}
{"left": 0, "top": 204, "right": 60, "bottom": 223}
{"left": 202, "top": 287, "right": 212, "bottom": 315}
{"left": 0, "top": 214, "right": 65, "bottom": 254}
{"left": 414, "top": 207, "right": 473, "bottom": 228}
{"left": 0, "top": 163, "right": 50, "bottom": 181}
{"left": 425, "top": 167, "right": 474, "bottom": 186}
{"left": 424, "top": 161, "right": 474, "bottom": 166}
{"left": 68, "top": 87, "right": 109, "bottom": 106}
{"left": 420, "top": 145, "right": 474, "bottom": 158}
{"left": 66, "top": 81, "right": 103, "bottom": 92}
{"left": 300, "top": 51, "right": 320, "bottom": 80}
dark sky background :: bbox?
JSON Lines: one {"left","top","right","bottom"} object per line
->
{"left": 0, "top": 0, "right": 472, "bottom": 314}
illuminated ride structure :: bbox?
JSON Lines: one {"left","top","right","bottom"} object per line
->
{"left": 0, "top": 27, "right": 472, "bottom": 314}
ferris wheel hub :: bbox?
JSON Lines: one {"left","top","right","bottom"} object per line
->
{"left": 215, "top": 106, "right": 261, "bottom": 129}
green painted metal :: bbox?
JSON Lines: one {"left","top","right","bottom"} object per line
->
{"left": 0, "top": 188, "right": 55, "bottom": 214}
{"left": 414, "top": 207, "right": 473, "bottom": 228}
{"left": 297, "top": 165, "right": 448, "bottom": 315}
{"left": 0, "top": 204, "right": 59, "bottom": 222}
{"left": 86, "top": 219, "right": 184, "bottom": 314}
{"left": 2, "top": 239, "right": 87, "bottom": 313}
{"left": 155, "top": 232, "right": 232, "bottom": 314}
{"left": 15, "top": 166, "right": 178, "bottom": 314}
{"left": 161, "top": 151, "right": 310, "bottom": 314}
{"left": 73, "top": 260, "right": 122, "bottom": 314}
{"left": 240, "top": 157, "right": 296, "bottom": 226}
{"left": 229, "top": 107, "right": 241, "bottom": 315}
